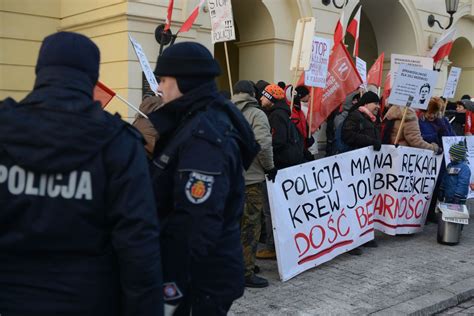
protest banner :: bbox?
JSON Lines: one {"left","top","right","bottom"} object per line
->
{"left": 128, "top": 34, "right": 159, "bottom": 96}
{"left": 305, "top": 36, "right": 332, "bottom": 88}
{"left": 208, "top": 0, "right": 236, "bottom": 44}
{"left": 356, "top": 56, "right": 367, "bottom": 88}
{"left": 390, "top": 54, "right": 433, "bottom": 84}
{"left": 442, "top": 136, "right": 474, "bottom": 199}
{"left": 443, "top": 67, "right": 462, "bottom": 99}
{"left": 388, "top": 64, "right": 439, "bottom": 110}
{"left": 267, "top": 147, "right": 374, "bottom": 281}
{"left": 267, "top": 145, "right": 442, "bottom": 280}
{"left": 372, "top": 146, "right": 442, "bottom": 235}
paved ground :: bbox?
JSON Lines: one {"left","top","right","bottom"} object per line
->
{"left": 437, "top": 297, "right": 474, "bottom": 315}
{"left": 230, "top": 214, "right": 474, "bottom": 315}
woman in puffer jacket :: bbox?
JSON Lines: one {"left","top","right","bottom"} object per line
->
{"left": 419, "top": 97, "right": 455, "bottom": 148}
{"left": 384, "top": 104, "right": 440, "bottom": 153}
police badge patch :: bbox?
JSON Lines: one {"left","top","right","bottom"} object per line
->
{"left": 185, "top": 171, "right": 214, "bottom": 204}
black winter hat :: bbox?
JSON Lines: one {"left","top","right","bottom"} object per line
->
{"left": 154, "top": 42, "right": 221, "bottom": 93}
{"left": 295, "top": 86, "right": 310, "bottom": 99}
{"left": 461, "top": 94, "right": 471, "bottom": 101}
{"left": 233, "top": 80, "right": 255, "bottom": 96}
{"left": 35, "top": 32, "right": 100, "bottom": 84}
{"left": 357, "top": 91, "right": 380, "bottom": 107}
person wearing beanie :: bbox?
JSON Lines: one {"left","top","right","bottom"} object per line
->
{"left": 149, "top": 42, "right": 260, "bottom": 314}
{"left": 289, "top": 85, "right": 315, "bottom": 153}
{"left": 231, "top": 80, "right": 275, "bottom": 288}
{"left": 255, "top": 79, "right": 270, "bottom": 106}
{"left": 256, "top": 83, "right": 306, "bottom": 260}
{"left": 0, "top": 32, "right": 163, "bottom": 316}
{"left": 439, "top": 142, "right": 471, "bottom": 205}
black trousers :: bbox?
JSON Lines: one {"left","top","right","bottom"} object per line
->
{"left": 174, "top": 293, "right": 234, "bottom": 316}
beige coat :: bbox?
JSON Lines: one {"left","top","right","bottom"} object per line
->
{"left": 132, "top": 96, "right": 163, "bottom": 157}
{"left": 385, "top": 105, "right": 438, "bottom": 152}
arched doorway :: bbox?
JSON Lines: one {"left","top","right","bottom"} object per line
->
{"left": 449, "top": 37, "right": 474, "bottom": 100}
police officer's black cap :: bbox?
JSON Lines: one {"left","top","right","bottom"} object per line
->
{"left": 154, "top": 42, "right": 221, "bottom": 77}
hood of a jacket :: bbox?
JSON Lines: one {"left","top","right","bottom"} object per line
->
{"left": 0, "top": 67, "right": 127, "bottom": 173}
{"left": 231, "top": 93, "right": 259, "bottom": 112}
{"left": 343, "top": 91, "right": 360, "bottom": 112}
{"left": 150, "top": 81, "right": 259, "bottom": 170}
{"left": 385, "top": 105, "right": 417, "bottom": 121}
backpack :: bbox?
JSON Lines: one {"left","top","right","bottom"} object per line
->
{"left": 381, "top": 119, "right": 395, "bottom": 144}
{"left": 334, "top": 111, "right": 351, "bottom": 154}
{"left": 275, "top": 118, "right": 306, "bottom": 168}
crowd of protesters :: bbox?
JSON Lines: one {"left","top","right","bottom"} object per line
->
{"left": 0, "top": 30, "right": 472, "bottom": 316}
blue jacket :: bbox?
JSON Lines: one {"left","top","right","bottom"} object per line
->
{"left": 440, "top": 160, "right": 471, "bottom": 203}
{"left": 0, "top": 67, "right": 163, "bottom": 316}
{"left": 149, "top": 81, "right": 259, "bottom": 305}
{"left": 419, "top": 117, "right": 455, "bottom": 148}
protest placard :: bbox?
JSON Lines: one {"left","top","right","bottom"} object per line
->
{"left": 443, "top": 67, "right": 462, "bottom": 99}
{"left": 266, "top": 145, "right": 442, "bottom": 281}
{"left": 128, "top": 34, "right": 159, "bottom": 95}
{"left": 304, "top": 37, "right": 332, "bottom": 88}
{"left": 208, "top": 0, "right": 236, "bottom": 44}
{"left": 356, "top": 56, "right": 367, "bottom": 87}
{"left": 390, "top": 54, "right": 433, "bottom": 83}
{"left": 290, "top": 17, "right": 316, "bottom": 71}
{"left": 442, "top": 136, "right": 474, "bottom": 199}
{"left": 267, "top": 147, "right": 375, "bottom": 281}
{"left": 372, "top": 146, "right": 442, "bottom": 235}
{"left": 388, "top": 65, "right": 439, "bottom": 110}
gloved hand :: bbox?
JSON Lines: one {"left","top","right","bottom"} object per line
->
{"left": 373, "top": 141, "right": 382, "bottom": 151}
{"left": 306, "top": 136, "right": 315, "bottom": 147}
{"left": 394, "top": 143, "right": 400, "bottom": 148}
{"left": 265, "top": 168, "right": 278, "bottom": 183}
{"left": 435, "top": 146, "right": 443, "bottom": 155}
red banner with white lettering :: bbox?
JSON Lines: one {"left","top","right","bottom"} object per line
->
{"left": 307, "top": 42, "right": 363, "bottom": 133}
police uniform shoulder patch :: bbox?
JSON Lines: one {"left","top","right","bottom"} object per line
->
{"left": 185, "top": 171, "right": 214, "bottom": 204}
{"left": 163, "top": 282, "right": 183, "bottom": 301}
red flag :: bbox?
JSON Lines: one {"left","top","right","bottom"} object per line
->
{"left": 346, "top": 6, "right": 361, "bottom": 57}
{"left": 333, "top": 10, "right": 345, "bottom": 46}
{"left": 178, "top": 0, "right": 205, "bottom": 33}
{"left": 429, "top": 28, "right": 456, "bottom": 63}
{"left": 367, "top": 52, "right": 384, "bottom": 87}
{"left": 308, "top": 43, "right": 363, "bottom": 132}
{"left": 94, "top": 81, "right": 116, "bottom": 108}
{"left": 381, "top": 72, "right": 391, "bottom": 116}
{"left": 164, "top": 0, "right": 174, "bottom": 31}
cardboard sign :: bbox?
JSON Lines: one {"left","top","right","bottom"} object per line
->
{"left": 372, "top": 146, "right": 442, "bottom": 235}
{"left": 290, "top": 17, "right": 316, "bottom": 71}
{"left": 388, "top": 65, "right": 439, "bottom": 110}
{"left": 443, "top": 67, "right": 462, "bottom": 99}
{"left": 390, "top": 54, "right": 433, "bottom": 83}
{"left": 437, "top": 202, "right": 469, "bottom": 225}
{"left": 267, "top": 147, "right": 374, "bottom": 281}
{"left": 356, "top": 56, "right": 367, "bottom": 87}
{"left": 442, "top": 136, "right": 474, "bottom": 199}
{"left": 128, "top": 34, "right": 159, "bottom": 95}
{"left": 304, "top": 36, "right": 332, "bottom": 88}
{"left": 208, "top": 0, "right": 236, "bottom": 43}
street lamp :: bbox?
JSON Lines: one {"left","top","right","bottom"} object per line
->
{"left": 428, "top": 0, "right": 459, "bottom": 30}
{"left": 321, "top": 0, "right": 348, "bottom": 9}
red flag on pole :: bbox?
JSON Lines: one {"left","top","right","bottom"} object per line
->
{"left": 308, "top": 43, "right": 363, "bottom": 132}
{"left": 381, "top": 72, "right": 391, "bottom": 115}
{"left": 428, "top": 28, "right": 456, "bottom": 63}
{"left": 333, "top": 10, "right": 345, "bottom": 45}
{"left": 178, "top": 0, "right": 205, "bottom": 33}
{"left": 346, "top": 6, "right": 361, "bottom": 57}
{"left": 164, "top": 0, "right": 174, "bottom": 31}
{"left": 367, "top": 52, "right": 384, "bottom": 87}
{"left": 94, "top": 81, "right": 116, "bottom": 108}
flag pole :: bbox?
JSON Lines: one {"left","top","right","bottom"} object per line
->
{"left": 394, "top": 95, "right": 414, "bottom": 145}
{"left": 224, "top": 42, "right": 233, "bottom": 95}
{"left": 309, "top": 86, "right": 315, "bottom": 132}
{"left": 115, "top": 94, "right": 149, "bottom": 119}
{"left": 291, "top": 23, "right": 306, "bottom": 112}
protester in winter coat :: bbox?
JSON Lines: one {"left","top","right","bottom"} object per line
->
{"left": 384, "top": 105, "right": 440, "bottom": 152}
{"left": 260, "top": 84, "right": 306, "bottom": 169}
{"left": 232, "top": 80, "right": 275, "bottom": 289}
{"left": 132, "top": 95, "right": 163, "bottom": 157}
{"left": 419, "top": 97, "right": 455, "bottom": 148}
{"left": 150, "top": 42, "right": 259, "bottom": 315}
{"left": 0, "top": 32, "right": 163, "bottom": 316}
{"left": 342, "top": 91, "right": 382, "bottom": 151}
{"left": 333, "top": 90, "right": 361, "bottom": 154}
{"left": 290, "top": 85, "right": 315, "bottom": 153}
{"left": 439, "top": 142, "right": 471, "bottom": 204}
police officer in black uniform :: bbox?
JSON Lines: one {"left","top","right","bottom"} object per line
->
{"left": 0, "top": 32, "right": 163, "bottom": 316}
{"left": 149, "top": 42, "right": 259, "bottom": 315}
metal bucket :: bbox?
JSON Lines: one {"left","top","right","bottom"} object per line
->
{"left": 437, "top": 213, "right": 463, "bottom": 245}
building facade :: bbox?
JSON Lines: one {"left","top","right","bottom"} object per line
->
{"left": 1, "top": 0, "right": 473, "bottom": 121}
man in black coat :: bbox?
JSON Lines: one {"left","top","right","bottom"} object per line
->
{"left": 150, "top": 42, "right": 259, "bottom": 315}
{"left": 0, "top": 32, "right": 163, "bottom": 316}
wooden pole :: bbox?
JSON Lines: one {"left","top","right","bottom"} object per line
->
{"left": 224, "top": 42, "right": 233, "bottom": 95}
{"left": 394, "top": 95, "right": 414, "bottom": 145}
{"left": 308, "top": 86, "right": 315, "bottom": 132}
{"left": 291, "top": 20, "right": 308, "bottom": 112}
